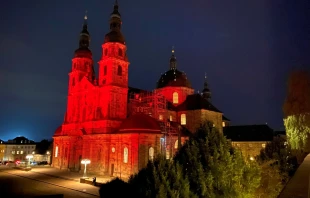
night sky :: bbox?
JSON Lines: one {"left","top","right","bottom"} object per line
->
{"left": 0, "top": 0, "right": 309, "bottom": 141}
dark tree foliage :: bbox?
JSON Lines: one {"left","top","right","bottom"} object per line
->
{"left": 283, "top": 70, "right": 310, "bottom": 117}
{"left": 35, "top": 139, "right": 52, "bottom": 155}
{"left": 99, "top": 178, "right": 133, "bottom": 198}
{"left": 174, "top": 123, "right": 260, "bottom": 198}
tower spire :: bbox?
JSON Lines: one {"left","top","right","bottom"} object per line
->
{"left": 78, "top": 11, "right": 90, "bottom": 49}
{"left": 170, "top": 46, "right": 177, "bottom": 70}
{"left": 202, "top": 73, "right": 211, "bottom": 101}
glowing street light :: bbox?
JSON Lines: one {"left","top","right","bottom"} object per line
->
{"left": 26, "top": 154, "right": 33, "bottom": 168}
{"left": 81, "top": 159, "right": 91, "bottom": 178}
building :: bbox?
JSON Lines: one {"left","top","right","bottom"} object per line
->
{"left": 0, "top": 139, "right": 5, "bottom": 161}
{"left": 223, "top": 125, "right": 274, "bottom": 160}
{"left": 52, "top": 1, "right": 229, "bottom": 179}
{"left": 2, "top": 137, "right": 36, "bottom": 161}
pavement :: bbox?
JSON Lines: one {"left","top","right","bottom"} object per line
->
{"left": 29, "top": 166, "right": 114, "bottom": 184}
{"left": 278, "top": 154, "right": 310, "bottom": 198}
{"left": 0, "top": 167, "right": 101, "bottom": 198}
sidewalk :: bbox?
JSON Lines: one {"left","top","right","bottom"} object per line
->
{"left": 278, "top": 154, "right": 310, "bottom": 198}
{"left": 30, "top": 166, "right": 113, "bottom": 185}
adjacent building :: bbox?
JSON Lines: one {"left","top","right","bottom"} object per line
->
{"left": 2, "top": 136, "right": 36, "bottom": 161}
{"left": 223, "top": 125, "right": 274, "bottom": 160}
{"left": 52, "top": 1, "right": 229, "bottom": 179}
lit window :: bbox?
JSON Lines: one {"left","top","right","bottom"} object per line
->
{"left": 124, "top": 147, "right": 128, "bottom": 163}
{"left": 21, "top": 140, "right": 23, "bottom": 143}
{"left": 237, "top": 144, "right": 240, "bottom": 147}
{"left": 17, "top": 151, "right": 19, "bottom": 154}
{"left": 166, "top": 146, "right": 170, "bottom": 159}
{"left": 174, "top": 140, "right": 178, "bottom": 149}
{"left": 181, "top": 114, "right": 186, "bottom": 125}
{"left": 55, "top": 146, "right": 58, "bottom": 157}
{"left": 117, "top": 65, "right": 122, "bottom": 76}
{"left": 112, "top": 147, "right": 115, "bottom": 153}
{"left": 169, "top": 115, "right": 173, "bottom": 121}
{"left": 12, "top": 151, "right": 15, "bottom": 154}
{"left": 159, "top": 115, "right": 163, "bottom": 121}
{"left": 262, "top": 144, "right": 266, "bottom": 148}
{"left": 222, "top": 122, "right": 226, "bottom": 127}
{"left": 21, "top": 151, "right": 23, "bottom": 154}
{"left": 149, "top": 147, "right": 154, "bottom": 161}
{"left": 173, "top": 92, "right": 178, "bottom": 104}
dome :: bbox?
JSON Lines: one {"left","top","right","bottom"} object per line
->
{"left": 157, "top": 69, "right": 192, "bottom": 89}
{"left": 104, "top": 31, "right": 125, "bottom": 44}
{"left": 119, "top": 114, "right": 161, "bottom": 133}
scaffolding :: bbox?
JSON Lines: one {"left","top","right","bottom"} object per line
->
{"left": 128, "top": 90, "right": 180, "bottom": 159}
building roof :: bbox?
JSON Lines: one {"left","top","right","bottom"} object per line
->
{"left": 222, "top": 115, "right": 230, "bottom": 121}
{"left": 223, "top": 124, "right": 274, "bottom": 142}
{"left": 118, "top": 113, "right": 161, "bottom": 133}
{"left": 7, "top": 136, "right": 35, "bottom": 144}
{"left": 176, "top": 94, "right": 222, "bottom": 113}
{"left": 157, "top": 69, "right": 192, "bottom": 89}
{"left": 54, "top": 125, "right": 63, "bottom": 136}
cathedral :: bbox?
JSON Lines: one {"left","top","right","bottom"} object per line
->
{"left": 52, "top": 1, "right": 230, "bottom": 179}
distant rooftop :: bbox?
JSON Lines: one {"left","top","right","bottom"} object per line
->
{"left": 6, "top": 136, "right": 35, "bottom": 144}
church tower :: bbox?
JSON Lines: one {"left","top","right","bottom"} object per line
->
{"left": 68, "top": 12, "right": 95, "bottom": 94}
{"left": 98, "top": 1, "right": 129, "bottom": 121}
{"left": 202, "top": 73, "right": 211, "bottom": 101}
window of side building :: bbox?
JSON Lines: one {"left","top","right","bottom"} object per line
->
{"left": 124, "top": 147, "right": 128, "bottom": 163}
{"left": 173, "top": 92, "right": 178, "bottom": 104}
{"left": 149, "top": 147, "right": 154, "bottom": 161}
{"left": 55, "top": 146, "right": 58, "bottom": 157}
{"left": 181, "top": 114, "right": 186, "bottom": 125}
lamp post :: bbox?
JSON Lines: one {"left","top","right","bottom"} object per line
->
{"left": 81, "top": 159, "right": 91, "bottom": 178}
{"left": 25, "top": 154, "right": 33, "bottom": 168}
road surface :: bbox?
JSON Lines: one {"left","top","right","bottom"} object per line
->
{"left": 0, "top": 167, "right": 100, "bottom": 198}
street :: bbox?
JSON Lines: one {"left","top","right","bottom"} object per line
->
{"left": 0, "top": 167, "right": 100, "bottom": 198}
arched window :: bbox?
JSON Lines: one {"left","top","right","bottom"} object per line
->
{"left": 105, "top": 49, "right": 108, "bottom": 56}
{"left": 174, "top": 140, "right": 178, "bottom": 149}
{"left": 169, "top": 115, "right": 173, "bottom": 121}
{"left": 173, "top": 92, "right": 178, "bottom": 104}
{"left": 72, "top": 78, "right": 75, "bottom": 86}
{"left": 104, "top": 66, "right": 107, "bottom": 76}
{"left": 118, "top": 48, "right": 123, "bottom": 56}
{"left": 123, "top": 147, "right": 128, "bottom": 163}
{"left": 149, "top": 147, "right": 154, "bottom": 161}
{"left": 55, "top": 146, "right": 58, "bottom": 157}
{"left": 181, "top": 114, "right": 186, "bottom": 125}
{"left": 159, "top": 115, "right": 163, "bottom": 120}
{"left": 117, "top": 65, "right": 122, "bottom": 76}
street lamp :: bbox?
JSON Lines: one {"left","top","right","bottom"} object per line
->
{"left": 81, "top": 159, "right": 91, "bottom": 178}
{"left": 26, "top": 154, "right": 33, "bottom": 168}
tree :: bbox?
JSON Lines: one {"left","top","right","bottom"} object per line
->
{"left": 128, "top": 156, "right": 195, "bottom": 198}
{"left": 283, "top": 70, "right": 310, "bottom": 151}
{"left": 174, "top": 123, "right": 261, "bottom": 197}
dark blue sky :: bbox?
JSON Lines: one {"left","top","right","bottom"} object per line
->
{"left": 0, "top": 0, "right": 309, "bottom": 141}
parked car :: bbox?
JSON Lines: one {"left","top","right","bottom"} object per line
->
{"left": 38, "top": 161, "right": 48, "bottom": 165}
{"left": 30, "top": 161, "right": 37, "bottom": 165}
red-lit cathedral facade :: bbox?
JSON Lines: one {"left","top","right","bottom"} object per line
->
{"left": 52, "top": 2, "right": 230, "bottom": 179}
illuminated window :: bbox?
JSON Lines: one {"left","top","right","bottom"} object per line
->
{"left": 149, "top": 147, "right": 154, "bottom": 161}
{"left": 112, "top": 147, "right": 115, "bottom": 153}
{"left": 159, "top": 115, "right": 163, "bottom": 120}
{"left": 124, "top": 147, "right": 128, "bottom": 163}
{"left": 21, "top": 151, "right": 23, "bottom": 154}
{"left": 169, "top": 115, "right": 172, "bottom": 121}
{"left": 222, "top": 122, "right": 226, "bottom": 127}
{"left": 117, "top": 65, "right": 122, "bottom": 76}
{"left": 118, "top": 48, "right": 123, "bottom": 56}
{"left": 262, "top": 144, "right": 266, "bottom": 148}
{"left": 55, "top": 146, "right": 58, "bottom": 157}
{"left": 12, "top": 151, "right": 15, "bottom": 154}
{"left": 104, "top": 66, "right": 107, "bottom": 76}
{"left": 17, "top": 151, "right": 19, "bottom": 154}
{"left": 181, "top": 114, "right": 186, "bottom": 125}
{"left": 21, "top": 140, "right": 23, "bottom": 143}
{"left": 174, "top": 140, "right": 178, "bottom": 149}
{"left": 237, "top": 144, "right": 240, "bottom": 147}
{"left": 166, "top": 146, "right": 170, "bottom": 159}
{"left": 173, "top": 92, "right": 178, "bottom": 104}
